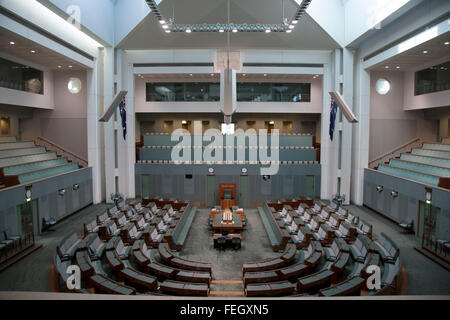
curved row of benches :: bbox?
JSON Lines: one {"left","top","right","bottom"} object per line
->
{"left": 246, "top": 200, "right": 402, "bottom": 297}
{"left": 53, "top": 198, "right": 212, "bottom": 296}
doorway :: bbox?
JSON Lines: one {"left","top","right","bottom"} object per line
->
{"left": 239, "top": 175, "right": 249, "bottom": 208}
{"left": 141, "top": 174, "right": 151, "bottom": 198}
{"left": 304, "top": 175, "right": 315, "bottom": 198}
{"left": 418, "top": 201, "right": 441, "bottom": 241}
{"left": 1, "top": 117, "right": 11, "bottom": 136}
{"left": 206, "top": 175, "right": 216, "bottom": 207}
{"left": 16, "top": 199, "right": 39, "bottom": 236}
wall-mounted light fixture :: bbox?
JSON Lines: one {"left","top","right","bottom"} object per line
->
{"left": 73, "top": 184, "right": 80, "bottom": 191}
{"left": 25, "top": 187, "right": 32, "bottom": 202}
{"left": 391, "top": 191, "right": 398, "bottom": 198}
{"left": 58, "top": 189, "right": 66, "bottom": 196}
{"left": 425, "top": 187, "right": 432, "bottom": 204}
{"left": 376, "top": 185, "right": 383, "bottom": 192}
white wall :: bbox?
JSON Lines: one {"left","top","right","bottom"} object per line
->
{"left": 403, "top": 55, "right": 450, "bottom": 111}
{"left": 21, "top": 70, "right": 88, "bottom": 158}
{"left": 114, "top": 0, "right": 152, "bottom": 46}
{"left": 344, "top": 0, "right": 419, "bottom": 46}
{"left": 369, "top": 70, "right": 438, "bottom": 160}
{"left": 40, "top": 0, "right": 115, "bottom": 46}
{"left": 0, "top": 52, "right": 54, "bottom": 110}
{"left": 303, "top": 0, "right": 345, "bottom": 47}
{"left": 134, "top": 76, "right": 323, "bottom": 114}
{"left": 0, "top": 0, "right": 101, "bottom": 58}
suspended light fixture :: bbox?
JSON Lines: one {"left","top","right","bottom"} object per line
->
{"left": 147, "top": 0, "right": 312, "bottom": 33}
{"left": 220, "top": 0, "right": 237, "bottom": 122}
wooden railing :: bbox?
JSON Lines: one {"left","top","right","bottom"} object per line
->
{"left": 368, "top": 137, "right": 422, "bottom": 169}
{"left": 35, "top": 136, "right": 88, "bottom": 168}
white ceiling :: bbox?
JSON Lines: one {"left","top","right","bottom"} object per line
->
{"left": 137, "top": 73, "right": 322, "bottom": 82}
{"left": 0, "top": 27, "right": 86, "bottom": 71}
{"left": 118, "top": 0, "right": 340, "bottom": 50}
{"left": 370, "top": 31, "right": 450, "bottom": 71}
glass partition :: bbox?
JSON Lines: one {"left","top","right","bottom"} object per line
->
{"left": 415, "top": 61, "right": 450, "bottom": 95}
{"left": 0, "top": 57, "right": 44, "bottom": 95}
{"left": 146, "top": 82, "right": 220, "bottom": 102}
{"left": 237, "top": 83, "right": 311, "bottom": 102}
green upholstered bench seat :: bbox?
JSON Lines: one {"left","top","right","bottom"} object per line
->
{"left": 411, "top": 148, "right": 450, "bottom": 159}
{"left": 400, "top": 153, "right": 450, "bottom": 168}
{"left": 378, "top": 164, "right": 440, "bottom": 186}
{"left": 3, "top": 158, "right": 68, "bottom": 175}
{"left": 423, "top": 143, "right": 450, "bottom": 152}
{"left": 0, "top": 141, "right": 35, "bottom": 150}
{"left": 0, "top": 146, "right": 46, "bottom": 158}
{"left": 389, "top": 159, "right": 450, "bottom": 177}
{"left": 18, "top": 162, "right": 79, "bottom": 184}
{"left": 0, "top": 152, "right": 57, "bottom": 168}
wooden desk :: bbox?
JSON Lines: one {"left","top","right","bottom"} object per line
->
{"left": 211, "top": 214, "right": 243, "bottom": 233}
{"left": 213, "top": 234, "right": 241, "bottom": 249}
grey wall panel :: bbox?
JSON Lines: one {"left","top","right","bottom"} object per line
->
{"left": 363, "top": 168, "right": 450, "bottom": 240}
{"left": 136, "top": 164, "right": 321, "bottom": 205}
{"left": 144, "top": 134, "right": 313, "bottom": 147}
{"left": 0, "top": 168, "right": 93, "bottom": 234}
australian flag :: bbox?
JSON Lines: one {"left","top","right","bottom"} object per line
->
{"left": 329, "top": 98, "right": 338, "bottom": 141}
{"left": 119, "top": 98, "right": 127, "bottom": 140}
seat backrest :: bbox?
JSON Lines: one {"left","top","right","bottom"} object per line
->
{"left": 339, "top": 223, "right": 348, "bottom": 235}
{"left": 116, "top": 238, "right": 124, "bottom": 253}
{"left": 338, "top": 207, "right": 348, "bottom": 217}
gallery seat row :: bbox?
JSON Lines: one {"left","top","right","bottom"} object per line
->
{"left": 54, "top": 198, "right": 211, "bottom": 296}
{"left": 249, "top": 199, "right": 402, "bottom": 297}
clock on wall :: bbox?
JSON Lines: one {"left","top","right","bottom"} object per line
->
{"left": 241, "top": 168, "right": 248, "bottom": 174}
{"left": 208, "top": 167, "right": 214, "bottom": 174}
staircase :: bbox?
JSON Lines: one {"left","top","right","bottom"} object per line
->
{"left": 375, "top": 138, "right": 450, "bottom": 189}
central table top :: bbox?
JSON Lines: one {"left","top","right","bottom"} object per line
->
{"left": 212, "top": 213, "right": 243, "bottom": 229}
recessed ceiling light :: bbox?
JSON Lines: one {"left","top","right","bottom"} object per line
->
{"left": 9, "top": 41, "right": 15, "bottom": 45}
{"left": 445, "top": 41, "right": 449, "bottom": 45}
{"left": 162, "top": 24, "right": 169, "bottom": 29}
{"left": 57, "top": 65, "right": 62, "bottom": 68}
{"left": 286, "top": 29, "right": 292, "bottom": 33}
{"left": 292, "top": 20, "right": 298, "bottom": 24}
{"left": 385, "top": 66, "right": 389, "bottom": 69}
{"left": 396, "top": 66, "right": 400, "bottom": 69}
{"left": 68, "top": 65, "right": 73, "bottom": 68}
{"left": 423, "top": 50, "right": 428, "bottom": 54}
{"left": 30, "top": 50, "right": 36, "bottom": 53}
{"left": 186, "top": 29, "right": 191, "bottom": 33}
{"left": 159, "top": 20, "right": 166, "bottom": 24}
{"left": 232, "top": 28, "right": 238, "bottom": 33}
{"left": 165, "top": 30, "right": 171, "bottom": 33}
{"left": 242, "top": 74, "right": 246, "bottom": 76}
{"left": 189, "top": 73, "right": 193, "bottom": 76}
{"left": 263, "top": 74, "right": 267, "bottom": 77}
{"left": 210, "top": 73, "right": 214, "bottom": 76}
{"left": 288, "top": 25, "right": 295, "bottom": 29}
{"left": 219, "top": 29, "right": 224, "bottom": 33}
{"left": 265, "top": 29, "right": 271, "bottom": 33}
